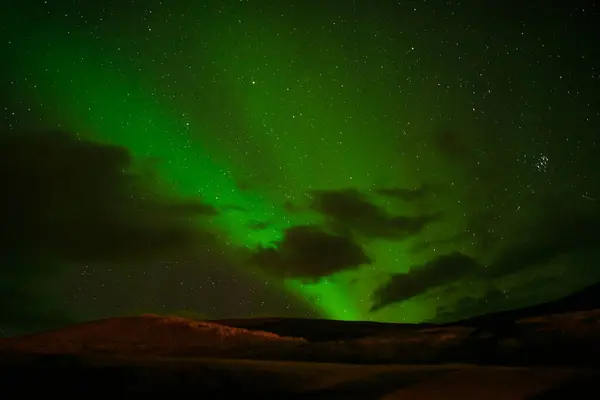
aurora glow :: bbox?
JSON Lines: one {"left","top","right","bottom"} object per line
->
{"left": 1, "top": 0, "right": 599, "bottom": 335}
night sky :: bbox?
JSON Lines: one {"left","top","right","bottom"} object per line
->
{"left": 1, "top": 0, "right": 599, "bottom": 336}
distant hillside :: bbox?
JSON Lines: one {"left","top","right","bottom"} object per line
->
{"left": 215, "top": 282, "right": 600, "bottom": 342}
{"left": 0, "top": 314, "right": 305, "bottom": 357}
{"left": 213, "top": 317, "right": 432, "bottom": 342}
{"left": 1, "top": 282, "right": 600, "bottom": 367}
{"left": 453, "top": 281, "right": 600, "bottom": 328}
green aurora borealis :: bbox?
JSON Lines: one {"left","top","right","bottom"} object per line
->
{"left": 1, "top": 0, "right": 599, "bottom": 334}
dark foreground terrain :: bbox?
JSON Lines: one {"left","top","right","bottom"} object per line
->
{"left": 1, "top": 354, "right": 598, "bottom": 398}
{"left": 2, "top": 283, "right": 600, "bottom": 398}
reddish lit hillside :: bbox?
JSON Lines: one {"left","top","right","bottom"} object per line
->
{"left": 0, "top": 314, "right": 306, "bottom": 357}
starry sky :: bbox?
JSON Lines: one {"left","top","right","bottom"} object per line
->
{"left": 1, "top": 0, "right": 599, "bottom": 336}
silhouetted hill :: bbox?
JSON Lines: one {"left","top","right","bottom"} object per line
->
{"left": 2, "top": 292, "right": 600, "bottom": 395}
{"left": 212, "top": 317, "right": 433, "bottom": 342}
{"left": 0, "top": 314, "right": 305, "bottom": 358}
{"left": 2, "top": 308, "right": 600, "bottom": 368}
{"left": 213, "top": 282, "right": 600, "bottom": 343}
{"left": 450, "top": 281, "right": 600, "bottom": 330}
{"left": 0, "top": 282, "right": 598, "bottom": 378}
{"left": 1, "top": 309, "right": 600, "bottom": 396}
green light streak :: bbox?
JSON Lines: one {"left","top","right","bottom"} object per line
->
{"left": 14, "top": 26, "right": 431, "bottom": 323}
{"left": 20, "top": 38, "right": 296, "bottom": 249}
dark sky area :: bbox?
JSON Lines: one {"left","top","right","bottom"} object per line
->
{"left": 1, "top": 0, "right": 599, "bottom": 336}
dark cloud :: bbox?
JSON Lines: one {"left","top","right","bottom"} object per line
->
{"left": 0, "top": 131, "right": 220, "bottom": 330}
{"left": 486, "top": 211, "right": 600, "bottom": 279}
{"left": 0, "top": 131, "right": 219, "bottom": 264}
{"left": 432, "top": 272, "right": 591, "bottom": 323}
{"left": 372, "top": 208, "right": 600, "bottom": 312}
{"left": 372, "top": 253, "right": 479, "bottom": 311}
{"left": 433, "top": 287, "right": 511, "bottom": 323}
{"left": 310, "top": 188, "right": 439, "bottom": 240}
{"left": 249, "top": 225, "right": 371, "bottom": 281}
